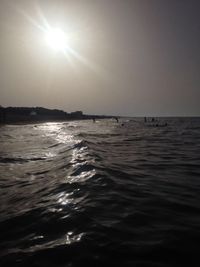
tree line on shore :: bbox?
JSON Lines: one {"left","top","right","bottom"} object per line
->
{"left": 0, "top": 106, "right": 110, "bottom": 123}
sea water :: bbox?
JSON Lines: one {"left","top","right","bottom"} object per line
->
{"left": 0, "top": 118, "right": 200, "bottom": 266}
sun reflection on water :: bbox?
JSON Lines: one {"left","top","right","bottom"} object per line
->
{"left": 38, "top": 123, "right": 96, "bottom": 219}
{"left": 28, "top": 231, "right": 84, "bottom": 252}
{"left": 39, "top": 123, "right": 75, "bottom": 145}
{"left": 57, "top": 191, "right": 74, "bottom": 205}
{"left": 65, "top": 232, "right": 84, "bottom": 245}
{"left": 66, "top": 143, "right": 96, "bottom": 183}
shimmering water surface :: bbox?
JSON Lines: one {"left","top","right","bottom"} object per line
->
{"left": 0, "top": 118, "right": 200, "bottom": 266}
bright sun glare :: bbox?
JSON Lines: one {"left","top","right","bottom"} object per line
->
{"left": 45, "top": 27, "right": 67, "bottom": 51}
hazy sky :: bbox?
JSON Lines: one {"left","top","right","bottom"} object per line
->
{"left": 0, "top": 0, "right": 200, "bottom": 116}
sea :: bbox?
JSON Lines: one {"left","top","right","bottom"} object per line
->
{"left": 0, "top": 117, "right": 200, "bottom": 267}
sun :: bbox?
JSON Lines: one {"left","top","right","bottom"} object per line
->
{"left": 45, "top": 27, "right": 67, "bottom": 51}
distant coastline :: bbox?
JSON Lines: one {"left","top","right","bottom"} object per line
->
{"left": 0, "top": 106, "right": 112, "bottom": 124}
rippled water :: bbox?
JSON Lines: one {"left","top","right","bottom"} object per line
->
{"left": 0, "top": 118, "right": 200, "bottom": 266}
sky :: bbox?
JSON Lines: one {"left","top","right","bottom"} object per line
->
{"left": 0, "top": 0, "right": 200, "bottom": 116}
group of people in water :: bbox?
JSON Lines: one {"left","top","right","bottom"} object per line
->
{"left": 92, "top": 116, "right": 167, "bottom": 127}
{"left": 144, "top": 117, "right": 168, "bottom": 127}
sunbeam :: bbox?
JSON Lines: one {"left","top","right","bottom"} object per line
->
{"left": 9, "top": 2, "right": 110, "bottom": 81}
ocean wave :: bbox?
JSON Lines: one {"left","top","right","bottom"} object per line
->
{"left": 1, "top": 119, "right": 200, "bottom": 266}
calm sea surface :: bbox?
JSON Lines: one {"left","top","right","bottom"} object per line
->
{"left": 0, "top": 118, "right": 200, "bottom": 266}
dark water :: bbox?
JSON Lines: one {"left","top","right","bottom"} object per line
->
{"left": 1, "top": 118, "right": 200, "bottom": 267}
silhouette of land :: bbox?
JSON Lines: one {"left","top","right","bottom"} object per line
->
{"left": 0, "top": 106, "right": 112, "bottom": 124}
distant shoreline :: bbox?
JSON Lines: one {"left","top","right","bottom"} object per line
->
{"left": 0, "top": 106, "right": 114, "bottom": 125}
